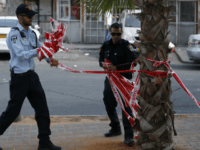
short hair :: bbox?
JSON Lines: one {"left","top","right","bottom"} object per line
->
{"left": 110, "top": 23, "right": 123, "bottom": 31}
{"left": 16, "top": 13, "right": 25, "bottom": 19}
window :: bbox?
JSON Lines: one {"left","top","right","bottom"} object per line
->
{"left": 84, "top": 6, "right": 105, "bottom": 43}
{"left": 57, "top": 0, "right": 80, "bottom": 20}
{"left": 180, "top": 2, "right": 195, "bottom": 22}
{"left": 71, "top": 0, "right": 80, "bottom": 20}
{"left": 125, "top": 14, "right": 141, "bottom": 27}
{"left": 58, "top": 0, "right": 70, "bottom": 20}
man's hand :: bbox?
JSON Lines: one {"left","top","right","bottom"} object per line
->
{"left": 103, "top": 66, "right": 107, "bottom": 70}
{"left": 108, "top": 65, "right": 117, "bottom": 72}
{"left": 50, "top": 59, "right": 59, "bottom": 67}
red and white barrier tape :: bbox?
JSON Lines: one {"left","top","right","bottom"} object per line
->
{"left": 147, "top": 57, "right": 200, "bottom": 108}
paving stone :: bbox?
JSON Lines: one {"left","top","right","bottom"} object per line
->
{"left": 1, "top": 115, "right": 200, "bottom": 149}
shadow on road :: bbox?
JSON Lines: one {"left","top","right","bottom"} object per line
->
{"left": 0, "top": 53, "right": 10, "bottom": 61}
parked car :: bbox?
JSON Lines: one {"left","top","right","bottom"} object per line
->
{"left": 119, "top": 9, "right": 175, "bottom": 54}
{"left": 187, "top": 34, "right": 200, "bottom": 62}
{"left": 0, "top": 16, "right": 40, "bottom": 53}
{"left": 119, "top": 9, "right": 141, "bottom": 54}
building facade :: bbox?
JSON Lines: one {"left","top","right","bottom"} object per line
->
{"left": 54, "top": 0, "right": 106, "bottom": 43}
{"left": 5, "top": 0, "right": 106, "bottom": 43}
{"left": 169, "top": 0, "right": 199, "bottom": 46}
{"left": 0, "top": 0, "right": 6, "bottom": 16}
{"left": 4, "top": 0, "right": 200, "bottom": 45}
{"left": 5, "top": 0, "right": 52, "bottom": 40}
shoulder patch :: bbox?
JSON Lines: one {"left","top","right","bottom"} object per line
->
{"left": 127, "top": 44, "right": 134, "bottom": 52}
{"left": 11, "top": 35, "right": 17, "bottom": 43}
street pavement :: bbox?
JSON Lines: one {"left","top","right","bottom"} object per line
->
{"left": 1, "top": 46, "right": 200, "bottom": 115}
{"left": 0, "top": 44, "right": 200, "bottom": 149}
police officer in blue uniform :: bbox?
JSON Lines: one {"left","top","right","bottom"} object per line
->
{"left": 0, "top": 3, "right": 61, "bottom": 150}
{"left": 99, "top": 23, "right": 137, "bottom": 146}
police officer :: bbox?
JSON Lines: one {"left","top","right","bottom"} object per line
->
{"left": 99, "top": 23, "right": 137, "bottom": 146}
{"left": 0, "top": 3, "right": 61, "bottom": 150}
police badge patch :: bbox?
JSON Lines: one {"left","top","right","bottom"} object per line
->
{"left": 11, "top": 35, "right": 17, "bottom": 43}
{"left": 127, "top": 44, "right": 134, "bottom": 52}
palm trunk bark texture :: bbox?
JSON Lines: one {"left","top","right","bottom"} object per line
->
{"left": 133, "top": 0, "right": 176, "bottom": 150}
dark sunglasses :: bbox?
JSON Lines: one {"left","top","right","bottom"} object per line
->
{"left": 111, "top": 32, "right": 122, "bottom": 36}
{"left": 20, "top": 15, "right": 33, "bottom": 19}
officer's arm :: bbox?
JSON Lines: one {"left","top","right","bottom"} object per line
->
{"left": 99, "top": 44, "right": 105, "bottom": 67}
{"left": 7, "top": 32, "right": 37, "bottom": 60}
{"left": 116, "top": 43, "right": 137, "bottom": 71}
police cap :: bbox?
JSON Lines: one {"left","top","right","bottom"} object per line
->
{"left": 16, "top": 3, "right": 38, "bottom": 16}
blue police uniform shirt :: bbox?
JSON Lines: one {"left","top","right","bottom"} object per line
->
{"left": 6, "top": 23, "right": 43, "bottom": 74}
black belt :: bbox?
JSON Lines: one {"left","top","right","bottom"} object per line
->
{"left": 12, "top": 70, "right": 34, "bottom": 77}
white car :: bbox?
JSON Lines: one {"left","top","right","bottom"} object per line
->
{"left": 0, "top": 16, "right": 40, "bottom": 53}
{"left": 120, "top": 9, "right": 141, "bottom": 44}
{"left": 119, "top": 9, "right": 141, "bottom": 53}
{"left": 119, "top": 9, "right": 175, "bottom": 53}
{"left": 187, "top": 34, "right": 200, "bottom": 62}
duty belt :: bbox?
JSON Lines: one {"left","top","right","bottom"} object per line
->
{"left": 11, "top": 70, "right": 34, "bottom": 77}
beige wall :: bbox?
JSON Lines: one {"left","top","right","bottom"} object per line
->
{"left": 0, "top": 0, "right": 6, "bottom": 15}
{"left": 38, "top": 0, "right": 52, "bottom": 37}
{"left": 6, "top": 0, "right": 23, "bottom": 16}
{"left": 39, "top": 0, "right": 51, "bottom": 15}
{"left": 61, "top": 21, "right": 81, "bottom": 43}
{"left": 55, "top": 0, "right": 81, "bottom": 43}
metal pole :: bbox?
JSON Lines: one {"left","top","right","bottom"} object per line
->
{"left": 38, "top": 0, "right": 40, "bottom": 25}
{"left": 51, "top": 0, "right": 53, "bottom": 18}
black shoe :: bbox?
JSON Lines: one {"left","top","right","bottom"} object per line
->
{"left": 104, "top": 130, "right": 122, "bottom": 137}
{"left": 124, "top": 138, "right": 134, "bottom": 146}
{"left": 38, "top": 142, "right": 61, "bottom": 150}
{"left": 0, "top": 147, "right": 2, "bottom": 150}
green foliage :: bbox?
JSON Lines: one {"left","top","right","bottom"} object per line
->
{"left": 78, "top": 0, "right": 135, "bottom": 15}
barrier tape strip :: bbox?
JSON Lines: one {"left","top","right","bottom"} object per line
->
{"left": 147, "top": 57, "right": 200, "bottom": 108}
{"left": 39, "top": 19, "right": 200, "bottom": 139}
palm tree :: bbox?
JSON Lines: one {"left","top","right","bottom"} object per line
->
{"left": 81, "top": 0, "right": 175, "bottom": 149}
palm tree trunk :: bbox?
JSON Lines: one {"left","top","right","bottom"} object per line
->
{"left": 134, "top": 0, "right": 176, "bottom": 149}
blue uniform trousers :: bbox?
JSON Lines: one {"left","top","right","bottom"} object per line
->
{"left": 103, "top": 77, "right": 133, "bottom": 138}
{"left": 0, "top": 71, "right": 51, "bottom": 145}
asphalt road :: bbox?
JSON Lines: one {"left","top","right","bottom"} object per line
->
{"left": 0, "top": 50, "right": 200, "bottom": 116}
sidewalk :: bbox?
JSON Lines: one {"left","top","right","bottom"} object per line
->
{"left": 62, "top": 44, "right": 193, "bottom": 64}
{"left": 0, "top": 115, "right": 200, "bottom": 150}
{"left": 174, "top": 47, "right": 193, "bottom": 63}
{"left": 63, "top": 43, "right": 101, "bottom": 51}
{"left": 61, "top": 44, "right": 193, "bottom": 64}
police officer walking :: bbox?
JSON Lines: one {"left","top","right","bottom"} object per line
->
{"left": 99, "top": 23, "right": 137, "bottom": 146}
{"left": 0, "top": 3, "right": 61, "bottom": 150}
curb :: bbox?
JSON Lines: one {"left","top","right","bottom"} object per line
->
{"left": 174, "top": 49, "right": 193, "bottom": 64}
{"left": 12, "top": 114, "right": 200, "bottom": 124}
{"left": 174, "top": 50, "right": 184, "bottom": 63}
{"left": 15, "top": 114, "right": 200, "bottom": 118}
{"left": 64, "top": 47, "right": 100, "bottom": 50}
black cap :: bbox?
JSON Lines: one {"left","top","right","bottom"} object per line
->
{"left": 16, "top": 3, "right": 38, "bottom": 16}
